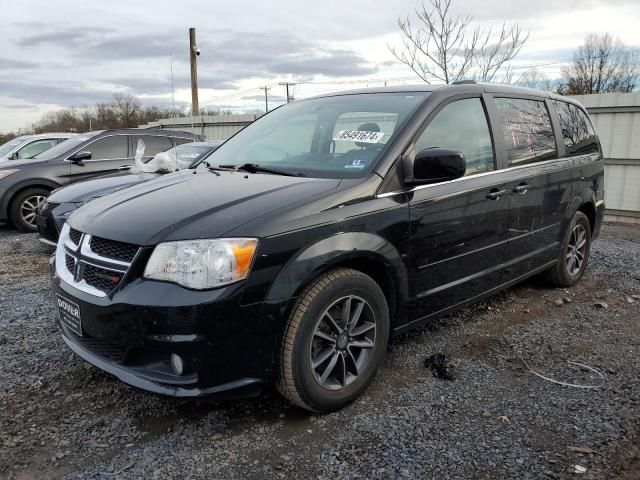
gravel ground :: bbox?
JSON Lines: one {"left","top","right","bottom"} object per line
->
{"left": 0, "top": 223, "right": 638, "bottom": 480}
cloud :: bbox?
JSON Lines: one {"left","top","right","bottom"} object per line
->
{"left": 0, "top": 58, "right": 40, "bottom": 69}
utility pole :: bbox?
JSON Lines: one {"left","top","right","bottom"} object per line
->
{"left": 278, "top": 82, "right": 296, "bottom": 102}
{"left": 260, "top": 86, "right": 271, "bottom": 113}
{"left": 189, "top": 27, "right": 199, "bottom": 117}
{"left": 170, "top": 54, "right": 176, "bottom": 117}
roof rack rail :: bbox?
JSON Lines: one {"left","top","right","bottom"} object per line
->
{"left": 451, "top": 80, "right": 477, "bottom": 85}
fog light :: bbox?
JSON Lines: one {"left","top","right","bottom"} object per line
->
{"left": 170, "top": 354, "right": 184, "bottom": 376}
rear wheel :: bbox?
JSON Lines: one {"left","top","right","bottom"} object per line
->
{"left": 9, "top": 188, "right": 49, "bottom": 232}
{"left": 544, "top": 211, "right": 591, "bottom": 287}
{"left": 278, "top": 269, "right": 390, "bottom": 412}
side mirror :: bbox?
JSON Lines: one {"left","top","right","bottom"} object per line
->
{"left": 406, "top": 148, "right": 466, "bottom": 185}
{"left": 69, "top": 151, "right": 92, "bottom": 163}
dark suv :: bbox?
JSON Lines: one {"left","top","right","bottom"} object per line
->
{"left": 0, "top": 128, "right": 201, "bottom": 231}
{"left": 51, "top": 83, "right": 604, "bottom": 412}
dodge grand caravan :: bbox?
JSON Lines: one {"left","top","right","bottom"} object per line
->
{"left": 51, "top": 83, "right": 604, "bottom": 412}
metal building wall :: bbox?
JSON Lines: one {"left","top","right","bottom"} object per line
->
{"left": 571, "top": 93, "right": 640, "bottom": 224}
{"left": 138, "top": 114, "right": 262, "bottom": 141}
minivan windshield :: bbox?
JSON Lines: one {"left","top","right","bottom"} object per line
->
{"left": 35, "top": 131, "right": 103, "bottom": 161}
{"left": 205, "top": 92, "right": 429, "bottom": 178}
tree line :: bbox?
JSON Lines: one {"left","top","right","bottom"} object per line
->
{"left": 0, "top": 94, "right": 234, "bottom": 143}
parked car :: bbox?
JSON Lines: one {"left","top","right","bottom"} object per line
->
{"left": 0, "top": 133, "right": 76, "bottom": 161}
{"left": 37, "top": 141, "right": 223, "bottom": 244}
{"left": 51, "top": 83, "right": 604, "bottom": 412}
{"left": 0, "top": 128, "right": 202, "bottom": 231}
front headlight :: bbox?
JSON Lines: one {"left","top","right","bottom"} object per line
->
{"left": 0, "top": 169, "right": 19, "bottom": 180}
{"left": 143, "top": 238, "right": 258, "bottom": 289}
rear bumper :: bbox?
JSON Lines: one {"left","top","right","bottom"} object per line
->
{"left": 593, "top": 200, "right": 605, "bottom": 240}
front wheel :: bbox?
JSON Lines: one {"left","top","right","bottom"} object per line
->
{"left": 9, "top": 188, "right": 49, "bottom": 232}
{"left": 278, "top": 269, "right": 390, "bottom": 412}
{"left": 544, "top": 211, "right": 592, "bottom": 287}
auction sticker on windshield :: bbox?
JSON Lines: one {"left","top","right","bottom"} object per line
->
{"left": 333, "top": 130, "right": 385, "bottom": 143}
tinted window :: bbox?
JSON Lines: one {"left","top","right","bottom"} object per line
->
{"left": 35, "top": 133, "right": 102, "bottom": 160}
{"left": 173, "top": 137, "right": 194, "bottom": 146}
{"left": 133, "top": 135, "right": 173, "bottom": 157}
{"left": 87, "top": 135, "right": 128, "bottom": 160}
{"left": 16, "top": 139, "right": 58, "bottom": 159}
{"left": 0, "top": 138, "right": 24, "bottom": 157}
{"left": 415, "top": 98, "right": 494, "bottom": 176}
{"left": 553, "top": 100, "right": 599, "bottom": 156}
{"left": 494, "top": 98, "right": 556, "bottom": 166}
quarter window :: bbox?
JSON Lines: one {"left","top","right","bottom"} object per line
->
{"left": 552, "top": 100, "right": 599, "bottom": 156}
{"left": 494, "top": 98, "right": 556, "bottom": 166}
{"left": 132, "top": 135, "right": 174, "bottom": 157}
{"left": 414, "top": 98, "right": 495, "bottom": 176}
{"left": 86, "top": 136, "right": 128, "bottom": 160}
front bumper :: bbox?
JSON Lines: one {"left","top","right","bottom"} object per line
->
{"left": 51, "top": 273, "right": 289, "bottom": 398}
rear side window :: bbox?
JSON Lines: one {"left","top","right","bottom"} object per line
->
{"left": 173, "top": 137, "right": 194, "bottom": 146}
{"left": 494, "top": 98, "right": 557, "bottom": 166}
{"left": 86, "top": 135, "right": 129, "bottom": 160}
{"left": 133, "top": 135, "right": 174, "bottom": 157}
{"left": 553, "top": 101, "right": 599, "bottom": 156}
{"left": 415, "top": 98, "right": 495, "bottom": 176}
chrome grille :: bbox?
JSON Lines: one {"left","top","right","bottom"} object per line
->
{"left": 65, "top": 254, "right": 75, "bottom": 273}
{"left": 83, "top": 264, "right": 123, "bottom": 292}
{"left": 89, "top": 236, "right": 138, "bottom": 263}
{"left": 69, "top": 228, "right": 82, "bottom": 246}
{"left": 55, "top": 224, "right": 139, "bottom": 297}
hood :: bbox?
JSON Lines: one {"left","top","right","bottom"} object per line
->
{"left": 0, "top": 158, "right": 48, "bottom": 168}
{"left": 48, "top": 173, "right": 160, "bottom": 203}
{"left": 68, "top": 169, "right": 340, "bottom": 245}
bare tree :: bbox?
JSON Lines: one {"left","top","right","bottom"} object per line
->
{"left": 516, "top": 67, "right": 553, "bottom": 91}
{"left": 113, "top": 93, "right": 141, "bottom": 128}
{"left": 559, "top": 33, "right": 640, "bottom": 95}
{"left": 389, "top": 0, "right": 528, "bottom": 84}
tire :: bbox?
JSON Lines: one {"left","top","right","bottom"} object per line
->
{"left": 543, "top": 211, "right": 592, "bottom": 287}
{"left": 278, "top": 268, "right": 390, "bottom": 412}
{"left": 9, "top": 188, "right": 50, "bottom": 232}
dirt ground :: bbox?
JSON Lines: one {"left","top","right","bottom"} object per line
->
{"left": 0, "top": 223, "right": 638, "bottom": 479}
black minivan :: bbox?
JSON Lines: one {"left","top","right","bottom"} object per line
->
{"left": 51, "top": 83, "right": 604, "bottom": 412}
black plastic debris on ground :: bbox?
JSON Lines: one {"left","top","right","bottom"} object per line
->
{"left": 424, "top": 353, "right": 456, "bottom": 381}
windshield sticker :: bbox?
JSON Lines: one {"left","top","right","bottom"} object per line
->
{"left": 344, "top": 158, "right": 367, "bottom": 169}
{"left": 333, "top": 130, "right": 384, "bottom": 144}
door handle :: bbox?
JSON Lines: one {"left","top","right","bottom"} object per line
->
{"left": 118, "top": 166, "right": 131, "bottom": 170}
{"left": 512, "top": 183, "right": 529, "bottom": 194}
{"left": 486, "top": 188, "right": 508, "bottom": 201}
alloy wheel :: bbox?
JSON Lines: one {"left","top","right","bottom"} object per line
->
{"left": 566, "top": 224, "right": 587, "bottom": 275}
{"left": 20, "top": 195, "right": 46, "bottom": 228}
{"left": 310, "top": 295, "right": 376, "bottom": 391}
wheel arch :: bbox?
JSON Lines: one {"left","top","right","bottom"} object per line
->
{"left": 265, "top": 232, "right": 409, "bottom": 324}
{"left": 566, "top": 187, "right": 597, "bottom": 237}
{"left": 2, "top": 179, "right": 60, "bottom": 217}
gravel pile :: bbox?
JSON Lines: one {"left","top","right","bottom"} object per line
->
{"left": 0, "top": 223, "right": 638, "bottom": 479}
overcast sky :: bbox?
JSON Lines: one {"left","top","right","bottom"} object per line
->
{"left": 1, "top": 0, "right": 639, "bottom": 132}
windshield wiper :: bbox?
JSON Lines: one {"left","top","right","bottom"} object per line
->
{"left": 220, "top": 163, "right": 305, "bottom": 177}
